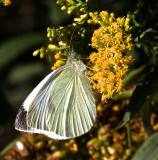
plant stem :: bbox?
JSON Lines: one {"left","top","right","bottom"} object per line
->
{"left": 0, "top": 136, "right": 20, "bottom": 156}
{"left": 127, "top": 122, "right": 132, "bottom": 150}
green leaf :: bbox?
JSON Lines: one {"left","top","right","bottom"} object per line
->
{"left": 112, "top": 90, "right": 133, "bottom": 101}
{"left": 140, "top": 97, "right": 153, "bottom": 136}
{"left": 0, "top": 32, "right": 45, "bottom": 68}
{"left": 116, "top": 68, "right": 158, "bottom": 129}
{"left": 7, "top": 62, "right": 45, "bottom": 84}
{"left": 131, "top": 132, "right": 158, "bottom": 160}
{"left": 124, "top": 65, "right": 146, "bottom": 85}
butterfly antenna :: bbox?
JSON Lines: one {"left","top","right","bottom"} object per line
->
{"left": 85, "top": 74, "right": 96, "bottom": 86}
{"left": 86, "top": 65, "right": 98, "bottom": 72}
{"left": 69, "top": 26, "right": 75, "bottom": 52}
{"left": 53, "top": 27, "right": 70, "bottom": 55}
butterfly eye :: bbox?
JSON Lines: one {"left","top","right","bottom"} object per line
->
{"left": 78, "top": 67, "right": 87, "bottom": 75}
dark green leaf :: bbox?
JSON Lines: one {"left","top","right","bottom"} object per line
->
{"left": 116, "top": 68, "right": 158, "bottom": 129}
{"left": 124, "top": 65, "right": 146, "bottom": 85}
{"left": 140, "top": 97, "right": 153, "bottom": 136}
{"left": 0, "top": 32, "right": 44, "bottom": 68}
{"left": 7, "top": 62, "right": 45, "bottom": 85}
{"left": 131, "top": 132, "right": 158, "bottom": 160}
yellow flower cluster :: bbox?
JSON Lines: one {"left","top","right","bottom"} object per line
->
{"left": 33, "top": 27, "right": 70, "bottom": 71}
{"left": 65, "top": 139, "right": 78, "bottom": 153}
{"left": 73, "top": 13, "right": 88, "bottom": 24}
{"left": 88, "top": 11, "right": 134, "bottom": 102}
{"left": 3, "top": 0, "right": 11, "bottom": 6}
{"left": 57, "top": 0, "right": 89, "bottom": 25}
{"left": 47, "top": 43, "right": 68, "bottom": 71}
{"left": 32, "top": 0, "right": 91, "bottom": 71}
{"left": 87, "top": 124, "right": 132, "bottom": 160}
{"left": 57, "top": 0, "right": 88, "bottom": 15}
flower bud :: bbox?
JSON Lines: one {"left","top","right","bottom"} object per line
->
{"left": 33, "top": 50, "right": 40, "bottom": 56}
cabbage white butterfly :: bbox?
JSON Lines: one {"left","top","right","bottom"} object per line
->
{"left": 15, "top": 52, "right": 96, "bottom": 139}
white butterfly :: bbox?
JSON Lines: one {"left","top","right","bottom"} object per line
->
{"left": 15, "top": 52, "right": 96, "bottom": 139}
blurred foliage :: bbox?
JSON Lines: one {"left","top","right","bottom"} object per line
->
{"left": 0, "top": 0, "right": 158, "bottom": 160}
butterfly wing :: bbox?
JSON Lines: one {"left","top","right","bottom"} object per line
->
{"left": 15, "top": 62, "right": 96, "bottom": 139}
{"left": 15, "top": 64, "right": 71, "bottom": 139}
{"left": 46, "top": 67, "right": 96, "bottom": 138}
{"left": 15, "top": 104, "right": 70, "bottom": 139}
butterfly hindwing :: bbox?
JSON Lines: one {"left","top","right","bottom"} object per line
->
{"left": 46, "top": 66, "right": 96, "bottom": 137}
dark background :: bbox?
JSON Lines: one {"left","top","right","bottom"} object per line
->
{"left": 0, "top": 0, "right": 137, "bottom": 150}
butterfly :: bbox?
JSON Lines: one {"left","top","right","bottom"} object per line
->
{"left": 15, "top": 52, "right": 96, "bottom": 139}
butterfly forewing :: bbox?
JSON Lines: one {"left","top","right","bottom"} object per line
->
{"left": 15, "top": 65, "right": 71, "bottom": 139}
{"left": 15, "top": 104, "right": 70, "bottom": 139}
{"left": 15, "top": 104, "right": 32, "bottom": 131}
{"left": 26, "top": 65, "right": 70, "bottom": 131}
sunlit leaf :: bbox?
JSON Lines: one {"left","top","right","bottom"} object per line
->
{"left": 131, "top": 132, "right": 158, "bottom": 160}
{"left": 112, "top": 90, "right": 133, "bottom": 101}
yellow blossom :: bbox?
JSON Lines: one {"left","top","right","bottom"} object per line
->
{"left": 32, "top": 50, "right": 40, "bottom": 56}
{"left": 88, "top": 11, "right": 134, "bottom": 102}
{"left": 61, "top": 5, "right": 66, "bottom": 10}
{"left": 3, "top": 0, "right": 11, "bottom": 6}
{"left": 40, "top": 48, "right": 45, "bottom": 59}
{"left": 54, "top": 53, "right": 61, "bottom": 59}
{"left": 74, "top": 14, "right": 87, "bottom": 23}
{"left": 48, "top": 44, "right": 57, "bottom": 49}
{"left": 54, "top": 60, "right": 65, "bottom": 68}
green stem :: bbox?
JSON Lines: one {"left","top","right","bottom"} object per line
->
{"left": 127, "top": 123, "right": 132, "bottom": 150}
{"left": 0, "top": 136, "right": 21, "bottom": 156}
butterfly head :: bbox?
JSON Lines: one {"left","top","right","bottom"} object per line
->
{"left": 66, "top": 51, "right": 87, "bottom": 73}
